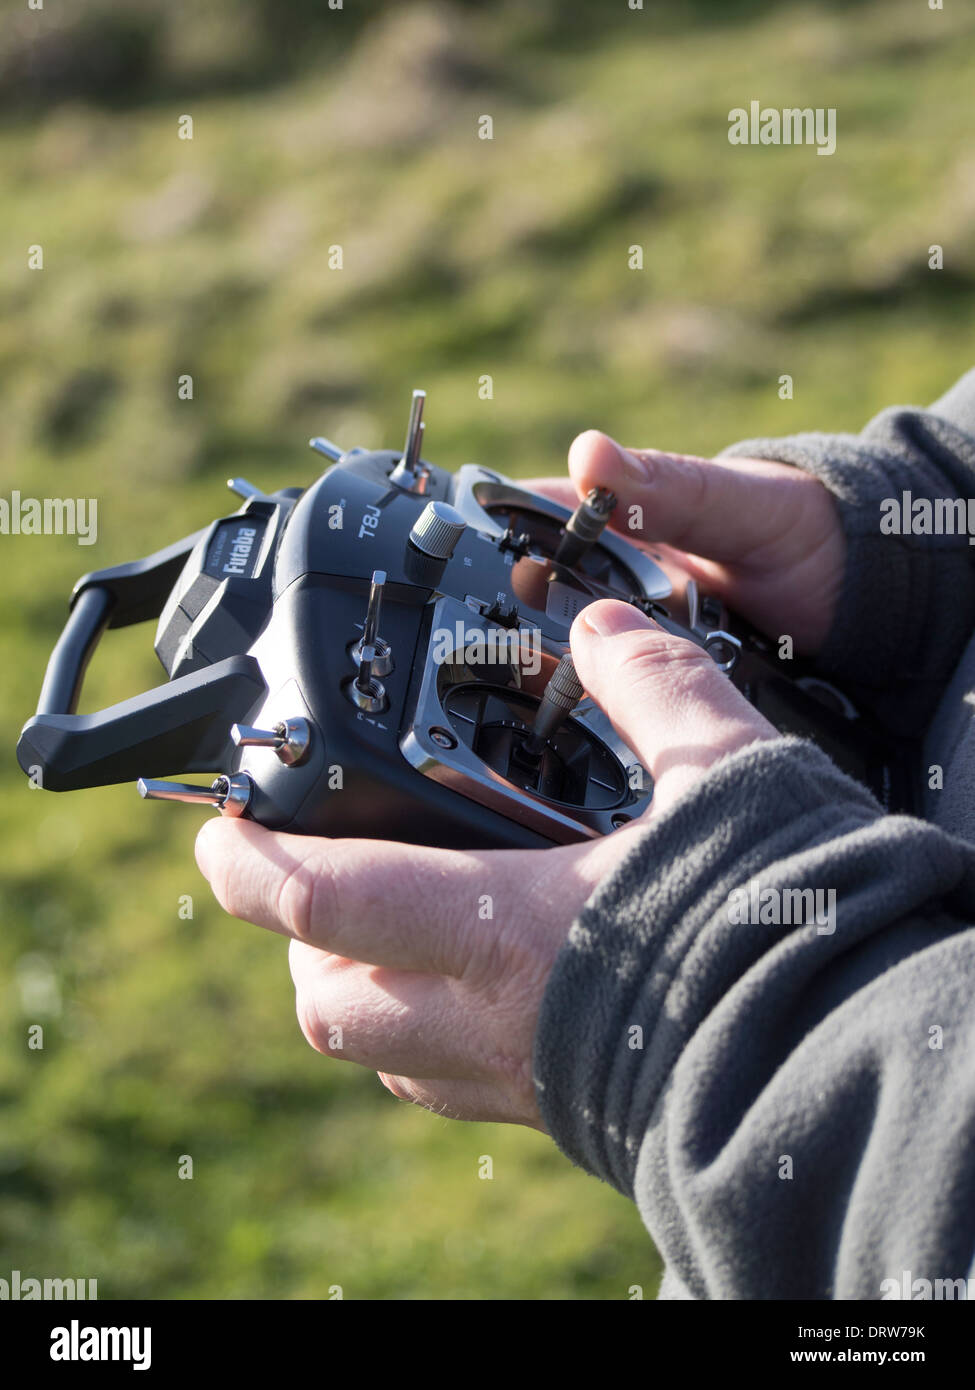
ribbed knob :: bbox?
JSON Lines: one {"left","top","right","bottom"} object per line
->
{"left": 544, "top": 654, "right": 585, "bottom": 710}
{"left": 523, "top": 654, "right": 586, "bottom": 756}
{"left": 408, "top": 501, "right": 467, "bottom": 560}
{"left": 553, "top": 487, "right": 617, "bottom": 568}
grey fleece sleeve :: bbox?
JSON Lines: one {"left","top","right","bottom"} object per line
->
{"left": 719, "top": 368, "right": 975, "bottom": 736}
{"left": 532, "top": 372, "right": 975, "bottom": 1299}
{"left": 533, "top": 737, "right": 975, "bottom": 1300}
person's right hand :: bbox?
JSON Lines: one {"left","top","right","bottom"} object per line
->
{"left": 529, "top": 432, "right": 846, "bottom": 655}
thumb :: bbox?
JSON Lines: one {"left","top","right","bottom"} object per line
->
{"left": 570, "top": 600, "right": 778, "bottom": 810}
{"left": 567, "top": 429, "right": 810, "bottom": 565}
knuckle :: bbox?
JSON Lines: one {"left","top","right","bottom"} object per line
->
{"left": 461, "top": 914, "right": 506, "bottom": 988}
{"left": 275, "top": 853, "right": 333, "bottom": 943}
{"left": 665, "top": 456, "right": 712, "bottom": 548}
{"left": 615, "top": 629, "right": 715, "bottom": 698}
{"left": 452, "top": 849, "right": 528, "bottom": 986}
{"left": 215, "top": 862, "right": 247, "bottom": 923}
{"left": 682, "top": 454, "right": 711, "bottom": 509}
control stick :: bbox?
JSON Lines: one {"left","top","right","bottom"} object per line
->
{"left": 523, "top": 654, "right": 585, "bottom": 757}
{"left": 553, "top": 487, "right": 617, "bottom": 569}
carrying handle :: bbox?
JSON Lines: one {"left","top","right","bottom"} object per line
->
{"left": 16, "top": 526, "right": 272, "bottom": 793}
{"left": 18, "top": 654, "right": 266, "bottom": 791}
{"left": 36, "top": 587, "right": 115, "bottom": 717}
{"left": 32, "top": 529, "right": 206, "bottom": 719}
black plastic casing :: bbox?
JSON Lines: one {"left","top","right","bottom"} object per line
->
{"left": 169, "top": 449, "right": 643, "bottom": 848}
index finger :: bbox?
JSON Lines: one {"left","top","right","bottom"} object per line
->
{"left": 195, "top": 818, "right": 489, "bottom": 977}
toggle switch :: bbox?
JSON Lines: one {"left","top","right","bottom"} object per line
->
{"left": 230, "top": 717, "right": 312, "bottom": 766}
{"left": 350, "top": 570, "right": 393, "bottom": 677}
{"left": 137, "top": 772, "right": 253, "bottom": 817}
{"left": 346, "top": 643, "right": 388, "bottom": 714}
{"left": 554, "top": 487, "right": 617, "bottom": 569}
{"left": 498, "top": 527, "right": 531, "bottom": 558}
{"left": 523, "top": 654, "right": 585, "bottom": 757}
{"left": 227, "top": 478, "right": 267, "bottom": 500}
{"left": 485, "top": 597, "right": 519, "bottom": 629}
{"left": 389, "top": 389, "right": 430, "bottom": 493}
{"left": 704, "top": 629, "right": 742, "bottom": 675}
{"left": 308, "top": 437, "right": 344, "bottom": 462}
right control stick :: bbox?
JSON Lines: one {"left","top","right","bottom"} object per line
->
{"left": 553, "top": 487, "right": 617, "bottom": 570}
{"left": 523, "top": 653, "right": 585, "bottom": 757}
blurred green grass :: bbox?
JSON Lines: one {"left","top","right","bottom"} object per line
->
{"left": 1, "top": 0, "right": 973, "bottom": 1299}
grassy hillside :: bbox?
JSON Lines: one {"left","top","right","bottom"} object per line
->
{"left": 1, "top": 0, "right": 973, "bottom": 1299}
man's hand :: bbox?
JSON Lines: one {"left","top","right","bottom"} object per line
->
{"left": 530, "top": 430, "right": 846, "bottom": 654}
{"left": 196, "top": 600, "right": 778, "bottom": 1131}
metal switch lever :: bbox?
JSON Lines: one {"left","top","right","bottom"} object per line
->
{"left": 351, "top": 570, "right": 393, "bottom": 677}
{"left": 347, "top": 643, "right": 388, "bottom": 714}
{"left": 309, "top": 437, "right": 343, "bottom": 462}
{"left": 230, "top": 716, "right": 312, "bottom": 766}
{"left": 389, "top": 389, "right": 430, "bottom": 493}
{"left": 523, "top": 654, "right": 585, "bottom": 756}
{"left": 137, "top": 772, "right": 253, "bottom": 817}
{"left": 227, "top": 478, "right": 267, "bottom": 501}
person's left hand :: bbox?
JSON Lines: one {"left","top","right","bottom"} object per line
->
{"left": 196, "top": 600, "right": 779, "bottom": 1131}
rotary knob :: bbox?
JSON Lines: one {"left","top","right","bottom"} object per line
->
{"left": 408, "top": 501, "right": 467, "bottom": 561}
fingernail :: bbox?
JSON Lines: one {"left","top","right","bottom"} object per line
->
{"left": 581, "top": 601, "right": 654, "bottom": 638}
